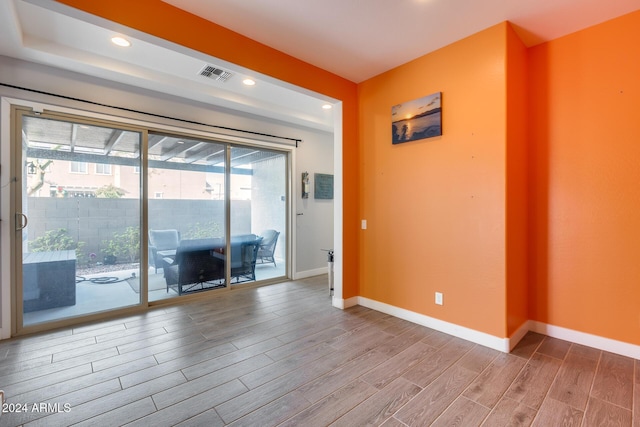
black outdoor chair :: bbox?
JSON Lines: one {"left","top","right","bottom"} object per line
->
{"left": 230, "top": 237, "right": 263, "bottom": 283}
{"left": 162, "top": 238, "right": 224, "bottom": 295}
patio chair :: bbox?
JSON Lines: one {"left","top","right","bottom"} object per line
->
{"left": 148, "top": 229, "right": 180, "bottom": 273}
{"left": 162, "top": 238, "right": 224, "bottom": 295}
{"left": 230, "top": 237, "right": 263, "bottom": 283}
{"left": 257, "top": 229, "right": 280, "bottom": 267}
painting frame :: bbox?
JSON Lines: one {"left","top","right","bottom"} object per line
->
{"left": 314, "top": 173, "right": 334, "bottom": 200}
{"left": 392, "top": 92, "right": 442, "bottom": 144}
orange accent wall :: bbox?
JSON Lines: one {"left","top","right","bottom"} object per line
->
{"left": 54, "top": 0, "right": 360, "bottom": 298}
{"left": 358, "top": 23, "right": 513, "bottom": 338}
{"left": 528, "top": 10, "right": 640, "bottom": 345}
{"left": 505, "top": 24, "right": 529, "bottom": 337}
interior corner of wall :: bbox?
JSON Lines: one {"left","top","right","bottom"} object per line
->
{"left": 507, "top": 319, "right": 532, "bottom": 351}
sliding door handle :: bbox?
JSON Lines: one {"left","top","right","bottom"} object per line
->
{"left": 16, "top": 213, "right": 28, "bottom": 231}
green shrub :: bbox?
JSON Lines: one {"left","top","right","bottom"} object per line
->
{"left": 102, "top": 226, "right": 140, "bottom": 263}
{"left": 95, "top": 183, "right": 126, "bottom": 198}
{"left": 29, "top": 228, "right": 85, "bottom": 264}
{"left": 183, "top": 220, "right": 221, "bottom": 239}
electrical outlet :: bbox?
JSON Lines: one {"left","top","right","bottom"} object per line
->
{"left": 435, "top": 292, "right": 443, "bottom": 305}
{"left": 361, "top": 219, "right": 367, "bottom": 229}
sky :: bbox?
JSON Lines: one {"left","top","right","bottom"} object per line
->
{"left": 391, "top": 92, "right": 441, "bottom": 121}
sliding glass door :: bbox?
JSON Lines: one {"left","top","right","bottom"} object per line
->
{"left": 147, "top": 137, "right": 288, "bottom": 295}
{"left": 12, "top": 107, "right": 290, "bottom": 334}
{"left": 147, "top": 132, "right": 227, "bottom": 301}
{"left": 229, "top": 146, "right": 287, "bottom": 285}
{"left": 16, "top": 111, "right": 143, "bottom": 329}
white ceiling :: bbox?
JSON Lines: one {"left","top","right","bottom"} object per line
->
{"left": 164, "top": 0, "right": 640, "bottom": 83}
{"left": 0, "top": 0, "right": 638, "bottom": 132}
{"left": 0, "top": 0, "right": 338, "bottom": 131}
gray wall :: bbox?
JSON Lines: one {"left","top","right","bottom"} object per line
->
{"left": 26, "top": 198, "right": 251, "bottom": 264}
{"left": 149, "top": 199, "right": 251, "bottom": 238}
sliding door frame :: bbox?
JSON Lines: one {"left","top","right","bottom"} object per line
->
{"left": 11, "top": 106, "right": 150, "bottom": 336}
{"left": 4, "top": 98, "right": 293, "bottom": 337}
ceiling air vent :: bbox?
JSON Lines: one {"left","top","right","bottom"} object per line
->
{"left": 198, "top": 64, "right": 233, "bottom": 82}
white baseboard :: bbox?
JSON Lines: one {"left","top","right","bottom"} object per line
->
{"left": 332, "top": 296, "right": 358, "bottom": 309}
{"left": 357, "top": 297, "right": 510, "bottom": 353}
{"left": 294, "top": 267, "right": 328, "bottom": 280}
{"left": 334, "top": 295, "right": 640, "bottom": 358}
{"left": 529, "top": 320, "right": 640, "bottom": 360}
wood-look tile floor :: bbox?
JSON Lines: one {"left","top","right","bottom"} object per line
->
{"left": 0, "top": 275, "right": 637, "bottom": 426}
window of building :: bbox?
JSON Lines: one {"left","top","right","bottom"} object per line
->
{"left": 95, "top": 163, "right": 112, "bottom": 175}
{"left": 70, "top": 161, "right": 88, "bottom": 174}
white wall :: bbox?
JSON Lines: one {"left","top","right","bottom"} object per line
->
{"left": 295, "top": 137, "right": 334, "bottom": 276}
{"left": 0, "top": 56, "right": 334, "bottom": 332}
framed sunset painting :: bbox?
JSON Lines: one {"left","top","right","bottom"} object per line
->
{"left": 392, "top": 92, "right": 442, "bottom": 144}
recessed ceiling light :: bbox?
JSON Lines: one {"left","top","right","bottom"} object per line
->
{"left": 242, "top": 78, "right": 256, "bottom": 86}
{"left": 111, "top": 36, "right": 131, "bottom": 47}
{"left": 322, "top": 104, "right": 332, "bottom": 110}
